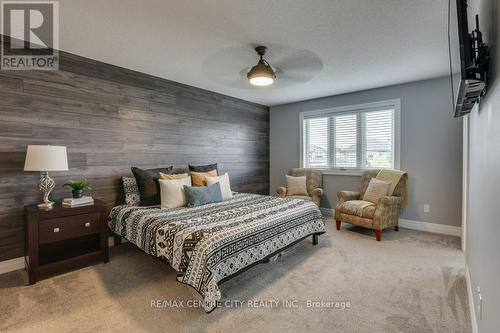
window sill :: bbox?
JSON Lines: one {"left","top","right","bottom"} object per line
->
{"left": 318, "top": 170, "right": 363, "bottom": 176}
{"left": 303, "top": 167, "right": 394, "bottom": 176}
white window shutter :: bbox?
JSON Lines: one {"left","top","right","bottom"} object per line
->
{"left": 302, "top": 102, "right": 397, "bottom": 171}
{"left": 304, "top": 117, "right": 329, "bottom": 168}
{"left": 333, "top": 114, "right": 357, "bottom": 168}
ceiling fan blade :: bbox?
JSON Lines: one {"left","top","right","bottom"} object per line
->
{"left": 202, "top": 47, "right": 254, "bottom": 72}
{"left": 201, "top": 44, "right": 323, "bottom": 89}
{"left": 271, "top": 50, "right": 323, "bottom": 72}
{"left": 278, "top": 71, "right": 316, "bottom": 82}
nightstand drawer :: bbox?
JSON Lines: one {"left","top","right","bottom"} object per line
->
{"left": 39, "top": 212, "right": 100, "bottom": 244}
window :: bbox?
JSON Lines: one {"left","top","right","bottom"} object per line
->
{"left": 301, "top": 100, "right": 400, "bottom": 174}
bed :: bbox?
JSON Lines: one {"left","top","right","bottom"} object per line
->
{"left": 108, "top": 192, "right": 325, "bottom": 312}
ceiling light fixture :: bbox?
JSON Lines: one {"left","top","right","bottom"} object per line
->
{"left": 247, "top": 46, "right": 276, "bottom": 87}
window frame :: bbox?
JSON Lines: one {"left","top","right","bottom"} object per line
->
{"left": 299, "top": 99, "right": 401, "bottom": 176}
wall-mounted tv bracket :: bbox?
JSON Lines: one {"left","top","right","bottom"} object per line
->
{"left": 467, "top": 14, "right": 490, "bottom": 93}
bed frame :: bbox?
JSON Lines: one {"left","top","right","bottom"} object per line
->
{"left": 112, "top": 231, "right": 323, "bottom": 284}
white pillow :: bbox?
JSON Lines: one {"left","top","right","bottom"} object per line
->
{"left": 286, "top": 175, "right": 308, "bottom": 196}
{"left": 159, "top": 176, "right": 192, "bottom": 208}
{"left": 205, "top": 173, "right": 233, "bottom": 200}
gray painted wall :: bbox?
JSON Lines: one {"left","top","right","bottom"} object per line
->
{"left": 270, "top": 76, "right": 463, "bottom": 226}
{"left": 466, "top": 0, "right": 499, "bottom": 332}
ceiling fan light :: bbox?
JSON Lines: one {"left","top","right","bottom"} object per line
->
{"left": 247, "top": 59, "right": 276, "bottom": 87}
{"left": 249, "top": 76, "right": 274, "bottom": 86}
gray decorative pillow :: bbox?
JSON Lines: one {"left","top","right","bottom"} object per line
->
{"left": 122, "top": 176, "right": 140, "bottom": 206}
{"left": 131, "top": 166, "right": 173, "bottom": 206}
{"left": 188, "top": 163, "right": 218, "bottom": 174}
{"left": 183, "top": 183, "right": 223, "bottom": 207}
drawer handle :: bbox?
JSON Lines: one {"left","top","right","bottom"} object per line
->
{"left": 53, "top": 227, "right": 60, "bottom": 233}
{"left": 84, "top": 222, "right": 91, "bottom": 228}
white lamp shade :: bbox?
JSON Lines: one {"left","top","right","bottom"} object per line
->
{"left": 24, "top": 145, "right": 68, "bottom": 171}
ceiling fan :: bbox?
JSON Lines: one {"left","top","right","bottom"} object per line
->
{"left": 246, "top": 46, "right": 276, "bottom": 87}
{"left": 201, "top": 43, "right": 323, "bottom": 90}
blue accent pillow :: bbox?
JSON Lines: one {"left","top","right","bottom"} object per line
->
{"left": 184, "top": 183, "right": 223, "bottom": 207}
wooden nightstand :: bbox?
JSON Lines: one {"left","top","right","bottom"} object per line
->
{"left": 24, "top": 199, "right": 109, "bottom": 285}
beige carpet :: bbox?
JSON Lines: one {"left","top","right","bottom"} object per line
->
{"left": 0, "top": 219, "right": 471, "bottom": 333}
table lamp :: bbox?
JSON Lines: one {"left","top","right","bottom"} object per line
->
{"left": 24, "top": 145, "right": 68, "bottom": 209}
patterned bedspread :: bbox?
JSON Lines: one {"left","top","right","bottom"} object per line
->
{"left": 108, "top": 193, "right": 325, "bottom": 312}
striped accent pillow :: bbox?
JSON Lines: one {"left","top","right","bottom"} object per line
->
{"left": 363, "top": 178, "right": 391, "bottom": 204}
{"left": 122, "top": 176, "right": 140, "bottom": 206}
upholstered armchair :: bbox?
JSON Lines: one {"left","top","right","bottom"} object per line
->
{"left": 276, "top": 168, "right": 323, "bottom": 206}
{"left": 335, "top": 170, "right": 408, "bottom": 241}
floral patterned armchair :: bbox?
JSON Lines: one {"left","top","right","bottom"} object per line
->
{"left": 276, "top": 168, "right": 323, "bottom": 206}
{"left": 335, "top": 170, "right": 408, "bottom": 241}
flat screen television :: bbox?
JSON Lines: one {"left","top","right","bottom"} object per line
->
{"left": 449, "top": 0, "right": 489, "bottom": 117}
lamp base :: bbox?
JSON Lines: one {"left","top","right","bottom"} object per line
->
{"left": 37, "top": 201, "right": 54, "bottom": 210}
{"left": 37, "top": 171, "right": 55, "bottom": 210}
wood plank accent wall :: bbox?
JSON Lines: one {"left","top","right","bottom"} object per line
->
{"left": 0, "top": 50, "right": 269, "bottom": 262}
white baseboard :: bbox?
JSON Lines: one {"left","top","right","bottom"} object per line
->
{"left": 0, "top": 257, "right": 25, "bottom": 275}
{"left": 0, "top": 236, "right": 118, "bottom": 276}
{"left": 320, "top": 208, "right": 461, "bottom": 237}
{"left": 398, "top": 219, "right": 462, "bottom": 237}
{"left": 465, "top": 264, "right": 478, "bottom": 333}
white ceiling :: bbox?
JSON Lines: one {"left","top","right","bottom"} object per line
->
{"left": 59, "top": 0, "right": 450, "bottom": 106}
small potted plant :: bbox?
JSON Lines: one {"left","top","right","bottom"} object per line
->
{"left": 64, "top": 179, "right": 91, "bottom": 199}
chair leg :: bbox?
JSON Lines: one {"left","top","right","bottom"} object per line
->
{"left": 394, "top": 225, "right": 399, "bottom": 232}
{"left": 336, "top": 220, "right": 341, "bottom": 230}
{"left": 374, "top": 230, "right": 382, "bottom": 241}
